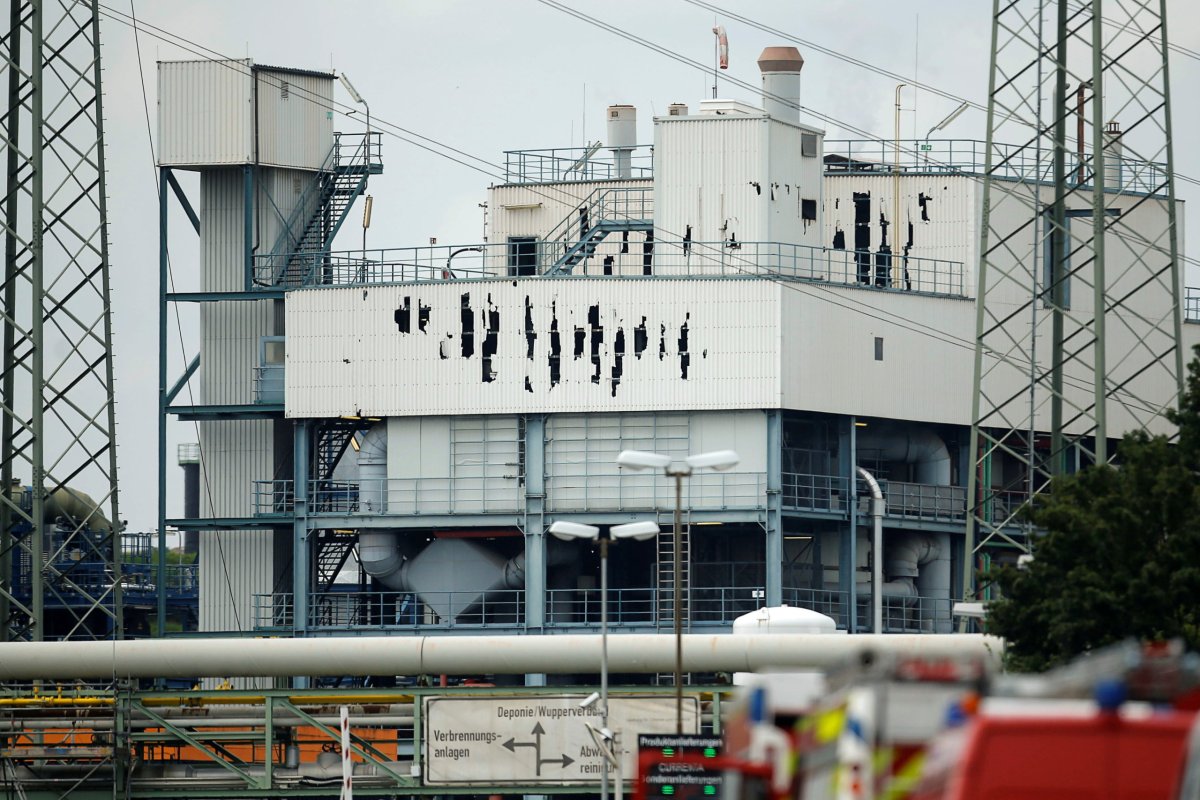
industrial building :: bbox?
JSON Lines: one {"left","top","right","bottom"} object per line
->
{"left": 157, "top": 45, "right": 1193, "bottom": 655}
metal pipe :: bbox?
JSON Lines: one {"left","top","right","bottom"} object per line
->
{"left": 893, "top": 83, "right": 906, "bottom": 287}
{"left": 856, "top": 467, "right": 884, "bottom": 634}
{"left": 0, "top": 634, "right": 1002, "bottom": 680}
{"left": 672, "top": 471, "right": 684, "bottom": 734}
{"left": 600, "top": 535, "right": 610, "bottom": 800}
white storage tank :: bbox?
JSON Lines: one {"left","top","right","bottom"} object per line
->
{"left": 731, "top": 605, "right": 838, "bottom": 709}
{"left": 732, "top": 604, "right": 838, "bottom": 635}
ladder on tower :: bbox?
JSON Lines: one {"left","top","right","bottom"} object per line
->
{"left": 656, "top": 509, "right": 691, "bottom": 629}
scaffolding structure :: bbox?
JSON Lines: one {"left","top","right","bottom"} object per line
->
{"left": 0, "top": 0, "right": 122, "bottom": 641}
{"left": 966, "top": 0, "right": 1183, "bottom": 581}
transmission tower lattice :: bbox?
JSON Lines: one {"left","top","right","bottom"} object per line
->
{"left": 965, "top": 0, "right": 1183, "bottom": 590}
{"left": 0, "top": 0, "right": 122, "bottom": 641}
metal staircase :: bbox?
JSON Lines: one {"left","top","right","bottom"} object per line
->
{"left": 542, "top": 186, "right": 653, "bottom": 275}
{"left": 256, "top": 131, "right": 383, "bottom": 287}
{"left": 311, "top": 423, "right": 362, "bottom": 591}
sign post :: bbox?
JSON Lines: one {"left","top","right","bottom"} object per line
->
{"left": 423, "top": 694, "right": 699, "bottom": 787}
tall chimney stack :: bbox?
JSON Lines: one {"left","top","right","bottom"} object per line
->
{"left": 757, "top": 46, "right": 804, "bottom": 124}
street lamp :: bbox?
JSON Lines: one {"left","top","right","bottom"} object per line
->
{"left": 549, "top": 519, "right": 660, "bottom": 800}
{"left": 615, "top": 449, "right": 740, "bottom": 733}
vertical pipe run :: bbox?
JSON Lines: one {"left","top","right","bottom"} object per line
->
{"left": 1050, "top": 0, "right": 1068, "bottom": 476}
{"left": 893, "top": 84, "right": 906, "bottom": 288}
{"left": 848, "top": 417, "right": 858, "bottom": 633}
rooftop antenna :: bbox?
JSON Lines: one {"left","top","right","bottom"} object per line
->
{"left": 712, "top": 24, "right": 728, "bottom": 99}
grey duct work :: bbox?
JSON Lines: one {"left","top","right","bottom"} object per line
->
{"left": 0, "top": 633, "right": 1003, "bottom": 679}
{"left": 7, "top": 483, "right": 114, "bottom": 534}
{"left": 356, "top": 423, "right": 565, "bottom": 620}
{"left": 887, "top": 532, "right": 952, "bottom": 633}
{"left": 856, "top": 425, "right": 951, "bottom": 485}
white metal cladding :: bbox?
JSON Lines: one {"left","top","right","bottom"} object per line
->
{"left": 489, "top": 179, "right": 650, "bottom": 241}
{"left": 157, "top": 60, "right": 333, "bottom": 170}
{"left": 973, "top": 190, "right": 1182, "bottom": 438}
{"left": 544, "top": 411, "right": 767, "bottom": 512}
{"left": 285, "top": 278, "right": 781, "bottom": 418}
{"left": 654, "top": 115, "right": 824, "bottom": 253}
{"left": 196, "top": 168, "right": 290, "bottom": 633}
{"left": 780, "top": 284, "right": 975, "bottom": 426}
{"left": 822, "top": 174, "right": 979, "bottom": 295}
{"left": 158, "top": 60, "right": 253, "bottom": 167}
{"left": 383, "top": 416, "right": 523, "bottom": 515}
{"left": 654, "top": 115, "right": 768, "bottom": 246}
{"left": 252, "top": 68, "right": 334, "bottom": 171}
{"left": 764, "top": 119, "right": 824, "bottom": 248}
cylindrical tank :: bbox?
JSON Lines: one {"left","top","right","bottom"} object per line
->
{"left": 732, "top": 604, "right": 838, "bottom": 635}
{"left": 606, "top": 105, "right": 637, "bottom": 179}
{"left": 757, "top": 46, "right": 804, "bottom": 124}
{"left": 667, "top": 103, "right": 689, "bottom": 117}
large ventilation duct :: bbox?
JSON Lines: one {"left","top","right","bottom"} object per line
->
{"left": 354, "top": 423, "right": 571, "bottom": 621}
{"left": 856, "top": 425, "right": 951, "bottom": 485}
{"left": 886, "top": 533, "right": 953, "bottom": 633}
{"left": 757, "top": 46, "right": 803, "bottom": 124}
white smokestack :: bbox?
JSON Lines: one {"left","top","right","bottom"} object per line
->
{"left": 757, "top": 46, "right": 804, "bottom": 124}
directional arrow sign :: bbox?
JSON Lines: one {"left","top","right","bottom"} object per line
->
{"left": 423, "top": 694, "right": 699, "bottom": 786}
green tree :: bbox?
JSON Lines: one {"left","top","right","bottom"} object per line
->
{"left": 986, "top": 349, "right": 1200, "bottom": 672}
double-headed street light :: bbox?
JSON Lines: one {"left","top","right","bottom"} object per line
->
{"left": 614, "top": 449, "right": 740, "bottom": 733}
{"left": 548, "top": 519, "right": 660, "bottom": 800}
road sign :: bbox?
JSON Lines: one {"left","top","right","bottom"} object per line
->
{"left": 423, "top": 694, "right": 699, "bottom": 786}
{"left": 638, "top": 734, "right": 724, "bottom": 800}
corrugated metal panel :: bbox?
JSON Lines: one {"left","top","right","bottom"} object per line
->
{"left": 765, "top": 120, "right": 824, "bottom": 248}
{"left": 196, "top": 168, "right": 283, "bottom": 633}
{"left": 158, "top": 60, "right": 253, "bottom": 167}
{"left": 654, "top": 116, "right": 768, "bottom": 252}
{"left": 286, "top": 278, "right": 781, "bottom": 418}
{"left": 254, "top": 68, "right": 335, "bottom": 172}
{"left": 822, "top": 173, "right": 978, "bottom": 293}
{"left": 780, "top": 284, "right": 975, "bottom": 426}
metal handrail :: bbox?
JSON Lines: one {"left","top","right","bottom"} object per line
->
{"left": 825, "top": 138, "right": 1169, "bottom": 196}
{"left": 253, "top": 589, "right": 525, "bottom": 630}
{"left": 503, "top": 144, "right": 654, "bottom": 184}
{"left": 251, "top": 477, "right": 525, "bottom": 516}
{"left": 543, "top": 472, "right": 765, "bottom": 513}
{"left": 249, "top": 238, "right": 967, "bottom": 297}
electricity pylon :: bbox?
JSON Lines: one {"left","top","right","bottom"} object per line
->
{"left": 0, "top": 0, "right": 122, "bottom": 640}
{"left": 965, "top": 0, "right": 1182, "bottom": 593}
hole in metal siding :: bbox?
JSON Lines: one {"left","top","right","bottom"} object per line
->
{"left": 548, "top": 301, "right": 562, "bottom": 388}
{"left": 588, "top": 304, "right": 603, "bottom": 384}
{"left": 418, "top": 303, "right": 431, "bottom": 332}
{"left": 678, "top": 313, "right": 691, "bottom": 380}
{"left": 460, "top": 293, "right": 474, "bottom": 358}
{"left": 524, "top": 296, "right": 537, "bottom": 360}
{"left": 633, "top": 317, "right": 648, "bottom": 360}
{"left": 481, "top": 295, "right": 499, "bottom": 383}
{"left": 611, "top": 327, "right": 625, "bottom": 397}
{"left": 394, "top": 297, "right": 411, "bottom": 333}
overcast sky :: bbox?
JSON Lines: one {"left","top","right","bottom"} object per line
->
{"left": 95, "top": 0, "right": 1200, "bottom": 532}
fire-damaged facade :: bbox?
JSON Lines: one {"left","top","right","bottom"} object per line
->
{"left": 162, "top": 47, "right": 1193, "bottom": 651}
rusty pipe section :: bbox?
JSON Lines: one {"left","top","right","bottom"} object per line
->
{"left": 0, "top": 634, "right": 1002, "bottom": 680}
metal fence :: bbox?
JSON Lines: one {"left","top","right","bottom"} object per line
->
{"left": 781, "top": 473, "right": 848, "bottom": 513}
{"left": 252, "top": 478, "right": 524, "bottom": 517}
{"left": 248, "top": 238, "right": 966, "bottom": 297}
{"left": 254, "top": 589, "right": 526, "bottom": 631}
{"left": 544, "top": 472, "right": 765, "bottom": 513}
{"left": 825, "top": 138, "right": 1169, "bottom": 196}
{"left": 503, "top": 144, "right": 654, "bottom": 184}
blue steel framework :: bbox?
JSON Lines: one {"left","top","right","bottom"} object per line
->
{"left": 157, "top": 136, "right": 1060, "bottom": 642}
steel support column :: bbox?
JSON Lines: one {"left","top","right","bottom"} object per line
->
{"left": 523, "top": 415, "right": 547, "bottom": 634}
{"left": 764, "top": 410, "right": 782, "bottom": 607}
{"left": 292, "top": 421, "right": 311, "bottom": 638}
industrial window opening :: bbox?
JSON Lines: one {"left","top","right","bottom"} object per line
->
{"left": 801, "top": 132, "right": 818, "bottom": 157}
{"left": 507, "top": 236, "right": 538, "bottom": 276}
{"left": 874, "top": 337, "right": 884, "bottom": 361}
{"left": 802, "top": 199, "right": 817, "bottom": 221}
